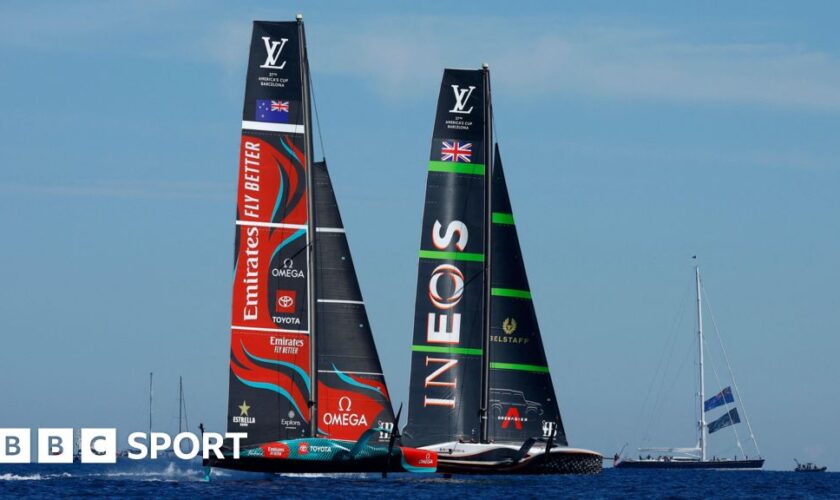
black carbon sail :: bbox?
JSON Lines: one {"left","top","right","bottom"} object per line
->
{"left": 402, "top": 67, "right": 602, "bottom": 474}
{"left": 486, "top": 146, "right": 566, "bottom": 446}
{"left": 403, "top": 69, "right": 487, "bottom": 446}
{"left": 313, "top": 161, "right": 395, "bottom": 443}
{"left": 404, "top": 69, "right": 573, "bottom": 444}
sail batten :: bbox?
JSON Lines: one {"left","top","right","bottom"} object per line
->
{"left": 418, "top": 250, "right": 485, "bottom": 262}
{"left": 491, "top": 213, "right": 515, "bottom": 225}
{"left": 491, "top": 288, "right": 532, "bottom": 299}
{"left": 489, "top": 362, "right": 550, "bottom": 373}
{"left": 428, "top": 161, "right": 486, "bottom": 175}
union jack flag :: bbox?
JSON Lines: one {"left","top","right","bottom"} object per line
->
{"left": 271, "top": 100, "right": 289, "bottom": 112}
{"left": 440, "top": 141, "right": 472, "bottom": 163}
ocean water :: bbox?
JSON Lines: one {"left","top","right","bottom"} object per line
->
{"left": 0, "top": 461, "right": 837, "bottom": 498}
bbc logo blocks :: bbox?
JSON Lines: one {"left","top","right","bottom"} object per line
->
{"left": 0, "top": 428, "right": 116, "bottom": 463}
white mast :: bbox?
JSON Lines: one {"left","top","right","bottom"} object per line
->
{"left": 695, "top": 265, "right": 706, "bottom": 461}
{"left": 178, "top": 376, "right": 183, "bottom": 434}
{"left": 149, "top": 372, "right": 153, "bottom": 437}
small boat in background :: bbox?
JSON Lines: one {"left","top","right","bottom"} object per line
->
{"left": 794, "top": 459, "right": 827, "bottom": 472}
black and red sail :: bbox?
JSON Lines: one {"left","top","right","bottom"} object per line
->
{"left": 227, "top": 21, "right": 394, "bottom": 448}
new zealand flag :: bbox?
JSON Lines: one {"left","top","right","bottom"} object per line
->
{"left": 704, "top": 386, "right": 735, "bottom": 412}
{"left": 256, "top": 100, "right": 289, "bottom": 123}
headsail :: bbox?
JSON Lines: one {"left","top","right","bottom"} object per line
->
{"left": 227, "top": 21, "right": 312, "bottom": 445}
{"left": 403, "top": 69, "right": 487, "bottom": 446}
{"left": 313, "top": 161, "right": 395, "bottom": 443}
{"left": 486, "top": 146, "right": 567, "bottom": 446}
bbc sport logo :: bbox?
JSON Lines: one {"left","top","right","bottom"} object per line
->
{"left": 0, "top": 428, "right": 246, "bottom": 463}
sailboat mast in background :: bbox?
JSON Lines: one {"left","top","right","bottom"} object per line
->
{"left": 148, "top": 372, "right": 153, "bottom": 437}
{"left": 614, "top": 261, "right": 763, "bottom": 470}
{"left": 696, "top": 265, "right": 706, "bottom": 461}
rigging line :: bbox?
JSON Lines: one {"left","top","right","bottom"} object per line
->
{"left": 643, "top": 331, "right": 695, "bottom": 446}
{"left": 490, "top": 94, "right": 500, "bottom": 149}
{"left": 307, "top": 56, "right": 326, "bottom": 161}
{"left": 282, "top": 235, "right": 319, "bottom": 263}
{"left": 706, "top": 336, "right": 746, "bottom": 457}
{"left": 701, "top": 282, "right": 762, "bottom": 457}
{"left": 694, "top": 339, "right": 700, "bottom": 448}
{"left": 666, "top": 330, "right": 697, "bottom": 443}
{"left": 640, "top": 284, "right": 692, "bottom": 443}
{"left": 635, "top": 283, "right": 691, "bottom": 443}
{"left": 182, "top": 383, "right": 190, "bottom": 433}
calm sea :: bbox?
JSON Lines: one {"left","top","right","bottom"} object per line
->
{"left": 1, "top": 461, "right": 837, "bottom": 498}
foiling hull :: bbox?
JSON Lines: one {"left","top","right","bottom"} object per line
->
{"left": 424, "top": 442, "right": 602, "bottom": 475}
{"left": 614, "top": 458, "right": 764, "bottom": 470}
{"left": 203, "top": 438, "right": 436, "bottom": 474}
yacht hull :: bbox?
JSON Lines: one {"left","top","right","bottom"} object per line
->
{"left": 425, "top": 443, "right": 602, "bottom": 475}
{"left": 203, "top": 438, "right": 437, "bottom": 474}
{"left": 614, "top": 458, "right": 764, "bottom": 470}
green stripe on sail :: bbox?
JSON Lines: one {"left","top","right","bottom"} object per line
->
{"left": 419, "top": 250, "right": 485, "bottom": 262}
{"left": 491, "top": 288, "right": 532, "bottom": 299}
{"left": 492, "top": 212, "right": 515, "bottom": 225}
{"left": 428, "top": 161, "right": 485, "bottom": 176}
{"left": 412, "top": 345, "right": 483, "bottom": 356}
{"left": 490, "top": 362, "right": 550, "bottom": 373}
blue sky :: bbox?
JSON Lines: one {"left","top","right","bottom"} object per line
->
{"left": 0, "top": 1, "right": 838, "bottom": 470}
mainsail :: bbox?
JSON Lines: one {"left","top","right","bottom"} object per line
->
{"left": 226, "top": 20, "right": 393, "bottom": 448}
{"left": 404, "top": 68, "right": 566, "bottom": 448}
{"left": 404, "top": 69, "right": 487, "bottom": 446}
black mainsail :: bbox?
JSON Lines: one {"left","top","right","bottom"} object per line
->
{"left": 403, "top": 67, "right": 601, "bottom": 474}
{"left": 212, "top": 18, "right": 435, "bottom": 474}
{"left": 404, "top": 69, "right": 487, "bottom": 446}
